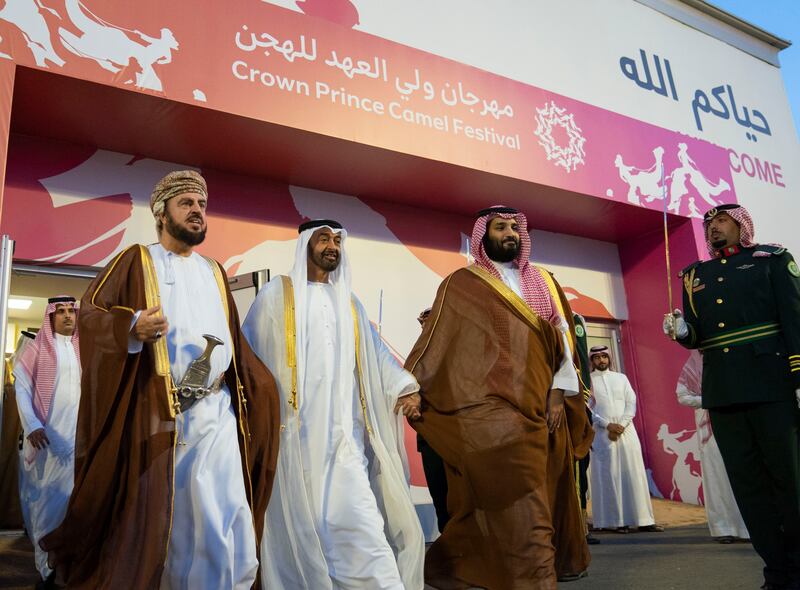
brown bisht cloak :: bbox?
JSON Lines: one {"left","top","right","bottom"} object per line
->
{"left": 0, "top": 361, "right": 23, "bottom": 528}
{"left": 406, "top": 265, "right": 564, "bottom": 590}
{"left": 537, "top": 269, "right": 593, "bottom": 578}
{"left": 40, "top": 245, "right": 280, "bottom": 589}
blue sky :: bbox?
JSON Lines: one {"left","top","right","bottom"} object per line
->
{"left": 710, "top": 0, "right": 800, "bottom": 138}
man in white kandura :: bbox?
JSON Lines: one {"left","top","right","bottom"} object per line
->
{"left": 676, "top": 350, "right": 749, "bottom": 543}
{"left": 588, "top": 345, "right": 663, "bottom": 533}
{"left": 15, "top": 296, "right": 80, "bottom": 584}
{"left": 243, "top": 219, "right": 425, "bottom": 590}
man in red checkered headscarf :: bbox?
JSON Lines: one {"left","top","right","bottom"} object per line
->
{"left": 14, "top": 296, "right": 80, "bottom": 584}
{"left": 406, "top": 205, "right": 593, "bottom": 589}
{"left": 469, "top": 205, "right": 557, "bottom": 321}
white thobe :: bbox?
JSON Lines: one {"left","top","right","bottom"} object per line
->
{"left": 243, "top": 270, "right": 424, "bottom": 590}
{"left": 15, "top": 333, "right": 80, "bottom": 579}
{"left": 490, "top": 261, "right": 579, "bottom": 395}
{"left": 589, "top": 369, "right": 655, "bottom": 528}
{"left": 301, "top": 282, "right": 405, "bottom": 590}
{"left": 136, "top": 244, "right": 258, "bottom": 590}
{"left": 676, "top": 389, "right": 749, "bottom": 538}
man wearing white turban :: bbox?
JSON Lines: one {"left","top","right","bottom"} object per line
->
{"left": 42, "top": 170, "right": 280, "bottom": 589}
{"left": 243, "top": 219, "right": 425, "bottom": 590}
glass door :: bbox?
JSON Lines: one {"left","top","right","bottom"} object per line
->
{"left": 0, "top": 261, "right": 96, "bottom": 532}
{"left": 585, "top": 320, "right": 624, "bottom": 374}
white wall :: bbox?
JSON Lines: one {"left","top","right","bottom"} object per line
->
{"left": 265, "top": 0, "right": 800, "bottom": 253}
{"left": 534, "top": 229, "right": 629, "bottom": 320}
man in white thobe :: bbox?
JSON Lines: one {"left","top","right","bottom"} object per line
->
{"left": 15, "top": 296, "right": 81, "bottom": 583}
{"left": 40, "top": 170, "right": 280, "bottom": 589}
{"left": 133, "top": 171, "right": 262, "bottom": 589}
{"left": 588, "top": 345, "right": 662, "bottom": 532}
{"left": 676, "top": 350, "right": 749, "bottom": 542}
{"left": 243, "top": 219, "right": 425, "bottom": 590}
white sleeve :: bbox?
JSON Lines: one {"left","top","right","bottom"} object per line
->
{"left": 676, "top": 384, "right": 703, "bottom": 409}
{"left": 12, "top": 368, "right": 43, "bottom": 435}
{"left": 588, "top": 392, "right": 610, "bottom": 429}
{"left": 128, "top": 310, "right": 143, "bottom": 354}
{"left": 551, "top": 325, "right": 579, "bottom": 396}
{"left": 371, "top": 321, "right": 419, "bottom": 399}
{"left": 620, "top": 376, "right": 637, "bottom": 428}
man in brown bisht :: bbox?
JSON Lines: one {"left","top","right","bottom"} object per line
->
{"left": 41, "top": 170, "right": 281, "bottom": 589}
{"left": 405, "top": 205, "right": 592, "bottom": 590}
{"left": 0, "top": 331, "right": 33, "bottom": 530}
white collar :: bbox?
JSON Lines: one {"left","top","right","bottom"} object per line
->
{"left": 491, "top": 260, "right": 516, "bottom": 271}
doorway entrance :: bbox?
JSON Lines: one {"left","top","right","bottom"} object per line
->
{"left": 585, "top": 320, "right": 624, "bottom": 374}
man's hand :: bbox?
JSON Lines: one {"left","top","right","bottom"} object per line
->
{"left": 663, "top": 309, "right": 688, "bottom": 339}
{"left": 134, "top": 305, "right": 169, "bottom": 343}
{"left": 796, "top": 388, "right": 800, "bottom": 410}
{"left": 27, "top": 428, "right": 50, "bottom": 450}
{"left": 607, "top": 423, "right": 625, "bottom": 441}
{"left": 394, "top": 392, "right": 422, "bottom": 421}
{"left": 547, "top": 389, "right": 565, "bottom": 433}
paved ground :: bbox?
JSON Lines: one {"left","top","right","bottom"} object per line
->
{"left": 578, "top": 524, "right": 761, "bottom": 590}
{"left": 0, "top": 531, "right": 37, "bottom": 589}
{"left": 0, "top": 499, "right": 765, "bottom": 589}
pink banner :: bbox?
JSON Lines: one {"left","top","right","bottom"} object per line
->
{"left": 0, "top": 1, "right": 735, "bottom": 218}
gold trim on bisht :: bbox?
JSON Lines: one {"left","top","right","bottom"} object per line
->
{"left": 351, "top": 299, "right": 372, "bottom": 435}
{"left": 137, "top": 246, "right": 179, "bottom": 571}
{"left": 279, "top": 276, "right": 369, "bottom": 432}
{"left": 139, "top": 246, "right": 179, "bottom": 417}
{"left": 466, "top": 265, "right": 544, "bottom": 331}
{"left": 204, "top": 255, "right": 256, "bottom": 530}
{"left": 406, "top": 273, "right": 452, "bottom": 375}
{"left": 281, "top": 275, "right": 298, "bottom": 412}
{"left": 536, "top": 265, "right": 585, "bottom": 390}
{"left": 536, "top": 266, "right": 574, "bottom": 350}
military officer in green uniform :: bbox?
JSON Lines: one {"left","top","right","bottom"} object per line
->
{"left": 663, "top": 204, "right": 800, "bottom": 590}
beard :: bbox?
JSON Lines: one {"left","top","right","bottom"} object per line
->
{"left": 164, "top": 211, "right": 206, "bottom": 246}
{"left": 710, "top": 237, "right": 727, "bottom": 249}
{"left": 309, "top": 245, "right": 341, "bottom": 271}
{"left": 483, "top": 234, "right": 520, "bottom": 263}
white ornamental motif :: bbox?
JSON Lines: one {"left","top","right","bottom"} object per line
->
{"left": 534, "top": 101, "right": 586, "bottom": 173}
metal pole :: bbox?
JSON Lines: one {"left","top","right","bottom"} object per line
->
{"left": 661, "top": 164, "right": 676, "bottom": 340}
{"left": 11, "top": 263, "right": 97, "bottom": 279}
{"left": 0, "top": 235, "right": 14, "bottom": 426}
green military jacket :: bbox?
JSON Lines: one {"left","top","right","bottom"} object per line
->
{"left": 572, "top": 313, "right": 592, "bottom": 402}
{"left": 573, "top": 313, "right": 593, "bottom": 425}
{"left": 677, "top": 244, "right": 800, "bottom": 408}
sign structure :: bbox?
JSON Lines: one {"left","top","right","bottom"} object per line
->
{"left": 0, "top": 0, "right": 739, "bottom": 219}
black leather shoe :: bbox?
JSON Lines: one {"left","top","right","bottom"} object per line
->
{"left": 586, "top": 534, "right": 600, "bottom": 545}
{"left": 557, "top": 570, "right": 588, "bottom": 582}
